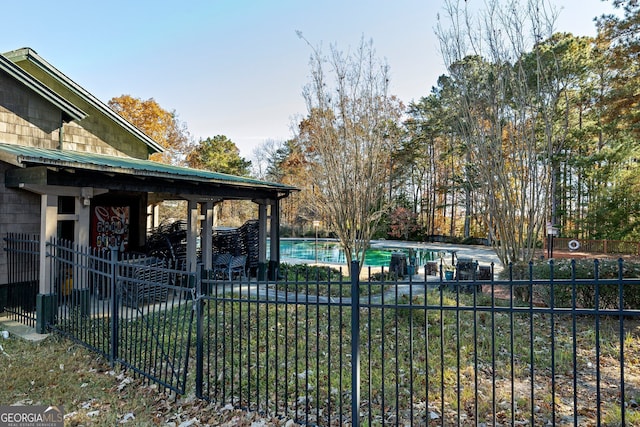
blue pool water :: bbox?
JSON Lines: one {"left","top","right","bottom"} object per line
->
{"left": 279, "top": 239, "right": 437, "bottom": 267}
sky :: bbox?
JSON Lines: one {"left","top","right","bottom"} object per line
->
{"left": 0, "top": 0, "right": 619, "bottom": 160}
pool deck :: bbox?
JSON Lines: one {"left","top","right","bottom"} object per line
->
{"left": 370, "top": 240, "right": 502, "bottom": 266}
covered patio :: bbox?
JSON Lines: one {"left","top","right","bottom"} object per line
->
{"left": 1, "top": 143, "right": 296, "bottom": 280}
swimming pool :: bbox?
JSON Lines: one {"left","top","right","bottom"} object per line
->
{"left": 279, "top": 239, "right": 438, "bottom": 267}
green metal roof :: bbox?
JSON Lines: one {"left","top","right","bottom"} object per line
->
{"left": 0, "top": 143, "right": 296, "bottom": 192}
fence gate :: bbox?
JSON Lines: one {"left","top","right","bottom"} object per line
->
{"left": 2, "top": 233, "right": 40, "bottom": 327}
{"left": 45, "top": 239, "right": 196, "bottom": 395}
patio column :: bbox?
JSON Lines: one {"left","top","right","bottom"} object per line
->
{"left": 269, "top": 199, "right": 280, "bottom": 280}
{"left": 36, "top": 193, "right": 57, "bottom": 333}
{"left": 73, "top": 193, "right": 93, "bottom": 308}
{"left": 186, "top": 199, "right": 200, "bottom": 273}
{"left": 257, "top": 202, "right": 268, "bottom": 281}
{"left": 202, "top": 201, "right": 214, "bottom": 270}
{"left": 38, "top": 194, "right": 57, "bottom": 294}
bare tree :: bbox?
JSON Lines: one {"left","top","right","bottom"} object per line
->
{"left": 297, "top": 33, "right": 403, "bottom": 273}
{"left": 436, "top": 0, "right": 560, "bottom": 264}
{"left": 251, "top": 139, "right": 283, "bottom": 180}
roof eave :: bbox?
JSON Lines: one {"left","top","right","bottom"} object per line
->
{"left": 15, "top": 155, "right": 297, "bottom": 192}
{"left": 0, "top": 142, "right": 298, "bottom": 194}
{"left": 0, "top": 52, "right": 86, "bottom": 121}
{"left": 3, "top": 48, "right": 164, "bottom": 154}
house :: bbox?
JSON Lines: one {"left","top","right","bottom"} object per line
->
{"left": 0, "top": 47, "right": 295, "bottom": 324}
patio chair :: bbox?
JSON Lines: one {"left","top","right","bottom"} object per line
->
{"left": 212, "top": 253, "right": 233, "bottom": 279}
{"left": 228, "top": 255, "right": 247, "bottom": 280}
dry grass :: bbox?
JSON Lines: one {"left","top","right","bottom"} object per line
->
{"left": 0, "top": 334, "right": 295, "bottom": 426}
{"left": 2, "top": 295, "right": 640, "bottom": 425}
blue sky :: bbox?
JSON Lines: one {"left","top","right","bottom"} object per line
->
{"left": 1, "top": 0, "right": 618, "bottom": 159}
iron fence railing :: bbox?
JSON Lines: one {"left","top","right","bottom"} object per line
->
{"left": 198, "top": 262, "right": 640, "bottom": 426}
{"left": 2, "top": 233, "right": 40, "bottom": 327}
{"left": 7, "top": 235, "right": 640, "bottom": 425}
{"left": 45, "top": 239, "right": 196, "bottom": 395}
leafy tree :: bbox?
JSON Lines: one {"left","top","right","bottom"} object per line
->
{"left": 385, "top": 0, "right": 640, "bottom": 252}
{"left": 517, "top": 33, "right": 595, "bottom": 237}
{"left": 252, "top": 138, "right": 321, "bottom": 236}
{"left": 185, "top": 135, "right": 251, "bottom": 176}
{"left": 572, "top": 0, "right": 640, "bottom": 241}
{"left": 404, "top": 75, "right": 481, "bottom": 240}
{"left": 264, "top": 138, "right": 318, "bottom": 235}
{"left": 297, "top": 34, "right": 404, "bottom": 274}
{"left": 108, "top": 95, "right": 190, "bottom": 164}
{"left": 597, "top": 0, "right": 640, "bottom": 138}
{"left": 183, "top": 135, "right": 254, "bottom": 226}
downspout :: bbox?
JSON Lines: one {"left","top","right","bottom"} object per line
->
{"left": 58, "top": 111, "right": 64, "bottom": 150}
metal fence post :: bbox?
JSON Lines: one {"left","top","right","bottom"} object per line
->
{"left": 350, "top": 260, "right": 360, "bottom": 427}
{"left": 195, "top": 266, "right": 204, "bottom": 398}
{"left": 110, "top": 247, "right": 119, "bottom": 367}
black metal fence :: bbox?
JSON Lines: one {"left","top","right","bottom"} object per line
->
{"left": 2, "top": 233, "right": 40, "bottom": 327}
{"left": 44, "top": 239, "right": 196, "bottom": 395}
{"left": 198, "top": 261, "right": 640, "bottom": 426}
{"left": 6, "top": 235, "right": 640, "bottom": 426}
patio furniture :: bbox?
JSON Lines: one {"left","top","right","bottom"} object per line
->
{"left": 121, "top": 257, "right": 170, "bottom": 308}
{"left": 212, "top": 253, "right": 233, "bottom": 278}
{"left": 228, "top": 255, "right": 247, "bottom": 280}
{"left": 211, "top": 253, "right": 247, "bottom": 280}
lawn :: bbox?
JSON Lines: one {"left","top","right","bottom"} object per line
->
{"left": 2, "top": 282, "right": 640, "bottom": 426}
{"left": 0, "top": 334, "right": 290, "bottom": 426}
{"left": 201, "top": 288, "right": 640, "bottom": 425}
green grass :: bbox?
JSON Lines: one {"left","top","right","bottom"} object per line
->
{"left": 201, "top": 289, "right": 640, "bottom": 425}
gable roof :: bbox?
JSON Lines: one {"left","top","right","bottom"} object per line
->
{"left": 0, "top": 53, "right": 86, "bottom": 122}
{"left": 3, "top": 48, "right": 164, "bottom": 155}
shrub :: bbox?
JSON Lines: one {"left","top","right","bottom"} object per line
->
{"left": 500, "top": 258, "right": 640, "bottom": 309}
{"left": 279, "top": 263, "right": 346, "bottom": 282}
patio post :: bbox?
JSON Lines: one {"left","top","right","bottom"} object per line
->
{"left": 35, "top": 194, "right": 57, "bottom": 333}
{"left": 258, "top": 202, "right": 268, "bottom": 281}
{"left": 268, "top": 199, "right": 280, "bottom": 280}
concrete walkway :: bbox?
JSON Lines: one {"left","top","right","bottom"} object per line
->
{"left": 0, "top": 317, "right": 49, "bottom": 342}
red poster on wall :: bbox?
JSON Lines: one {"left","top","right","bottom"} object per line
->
{"left": 91, "top": 205, "right": 130, "bottom": 251}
